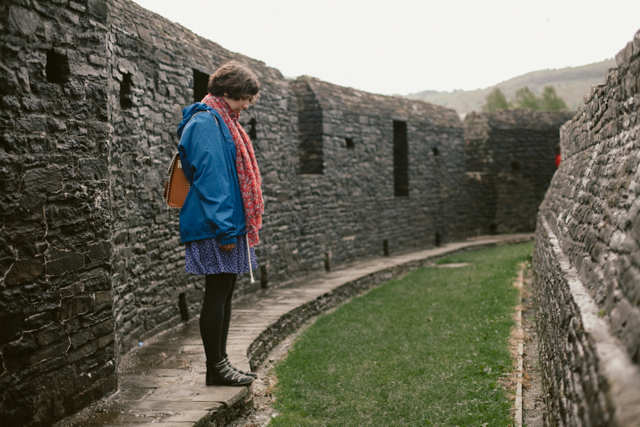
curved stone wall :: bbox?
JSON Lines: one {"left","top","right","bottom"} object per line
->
{"left": 0, "top": 0, "right": 571, "bottom": 425}
{"left": 534, "top": 30, "right": 640, "bottom": 426}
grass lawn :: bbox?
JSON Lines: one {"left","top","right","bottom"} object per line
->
{"left": 270, "top": 242, "right": 533, "bottom": 427}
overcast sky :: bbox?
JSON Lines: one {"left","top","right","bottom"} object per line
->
{"left": 132, "top": 0, "right": 640, "bottom": 96}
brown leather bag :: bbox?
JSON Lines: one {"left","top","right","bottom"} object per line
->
{"left": 164, "top": 152, "right": 190, "bottom": 208}
{"left": 165, "top": 110, "right": 220, "bottom": 208}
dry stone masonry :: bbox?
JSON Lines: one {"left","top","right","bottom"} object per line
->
{"left": 1, "top": 0, "right": 569, "bottom": 425}
{"left": 534, "top": 30, "right": 640, "bottom": 426}
{"left": 464, "top": 110, "right": 574, "bottom": 236}
{"left": 0, "top": 0, "right": 115, "bottom": 425}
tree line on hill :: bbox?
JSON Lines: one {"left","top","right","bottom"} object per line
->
{"left": 482, "top": 86, "right": 568, "bottom": 112}
{"left": 405, "top": 59, "right": 615, "bottom": 115}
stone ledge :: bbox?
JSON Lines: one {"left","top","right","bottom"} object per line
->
{"left": 244, "top": 234, "right": 534, "bottom": 370}
{"left": 56, "top": 234, "right": 532, "bottom": 427}
{"left": 536, "top": 218, "right": 640, "bottom": 426}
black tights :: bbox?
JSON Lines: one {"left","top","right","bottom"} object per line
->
{"left": 200, "top": 273, "right": 236, "bottom": 365}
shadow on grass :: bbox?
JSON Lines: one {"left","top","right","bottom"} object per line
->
{"left": 271, "top": 242, "right": 533, "bottom": 426}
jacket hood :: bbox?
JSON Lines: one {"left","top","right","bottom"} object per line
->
{"left": 177, "top": 103, "right": 214, "bottom": 138}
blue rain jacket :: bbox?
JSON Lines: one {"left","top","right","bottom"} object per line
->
{"left": 177, "top": 103, "right": 246, "bottom": 245}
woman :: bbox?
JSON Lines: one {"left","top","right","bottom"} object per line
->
{"left": 176, "top": 61, "right": 263, "bottom": 386}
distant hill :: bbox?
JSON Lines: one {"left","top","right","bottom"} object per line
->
{"left": 406, "top": 59, "right": 616, "bottom": 116}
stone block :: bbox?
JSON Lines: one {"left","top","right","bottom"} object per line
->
{"left": 91, "top": 318, "right": 114, "bottom": 337}
{"left": 86, "top": 0, "right": 108, "bottom": 20}
{"left": 23, "top": 166, "right": 63, "bottom": 194}
{"left": 61, "top": 295, "right": 93, "bottom": 321}
{"left": 29, "top": 339, "right": 70, "bottom": 366}
{"left": 60, "top": 282, "right": 84, "bottom": 299}
{"left": 66, "top": 341, "right": 97, "bottom": 363}
{"left": 16, "top": 114, "right": 47, "bottom": 132}
{"left": 46, "top": 252, "right": 84, "bottom": 276}
{"left": 9, "top": 6, "right": 40, "bottom": 36}
{"left": 619, "top": 265, "right": 640, "bottom": 306}
{"left": 69, "top": 1, "right": 86, "bottom": 12}
{"left": 70, "top": 328, "right": 94, "bottom": 349}
{"left": 88, "top": 241, "right": 111, "bottom": 260}
{"left": 94, "top": 291, "right": 113, "bottom": 311}
{"left": 3, "top": 335, "right": 38, "bottom": 360}
{"left": 36, "top": 325, "right": 67, "bottom": 347}
{"left": 0, "top": 313, "right": 23, "bottom": 346}
{"left": 0, "top": 381, "right": 37, "bottom": 427}
{"left": 83, "top": 274, "right": 111, "bottom": 292}
{"left": 136, "top": 24, "right": 153, "bottom": 43}
{"left": 24, "top": 311, "right": 53, "bottom": 331}
{"left": 616, "top": 41, "right": 634, "bottom": 69}
{"left": 97, "top": 334, "right": 115, "bottom": 349}
{"left": 0, "top": 61, "right": 19, "bottom": 95}
{"left": 4, "top": 258, "right": 44, "bottom": 286}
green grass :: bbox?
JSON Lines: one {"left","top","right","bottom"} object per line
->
{"left": 270, "top": 242, "right": 533, "bottom": 427}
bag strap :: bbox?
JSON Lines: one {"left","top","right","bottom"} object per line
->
{"left": 170, "top": 110, "right": 221, "bottom": 175}
{"left": 189, "top": 110, "right": 220, "bottom": 128}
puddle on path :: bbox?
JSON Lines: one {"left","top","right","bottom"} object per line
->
{"left": 436, "top": 262, "right": 470, "bottom": 268}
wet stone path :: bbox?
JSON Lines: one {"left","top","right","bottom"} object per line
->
{"left": 57, "top": 234, "right": 533, "bottom": 427}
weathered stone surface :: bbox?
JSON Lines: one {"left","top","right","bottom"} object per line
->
{"left": 0, "top": 0, "right": 584, "bottom": 424}
{"left": 4, "top": 259, "right": 44, "bottom": 286}
{"left": 464, "top": 110, "right": 574, "bottom": 235}
{"left": 0, "top": 0, "right": 115, "bottom": 425}
{"left": 46, "top": 252, "right": 85, "bottom": 276}
{"left": 534, "top": 28, "right": 640, "bottom": 427}
{"left": 23, "top": 166, "right": 63, "bottom": 193}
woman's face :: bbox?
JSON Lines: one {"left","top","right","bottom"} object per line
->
{"left": 224, "top": 96, "right": 251, "bottom": 113}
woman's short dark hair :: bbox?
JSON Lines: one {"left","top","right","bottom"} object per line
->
{"left": 208, "top": 61, "right": 260, "bottom": 102}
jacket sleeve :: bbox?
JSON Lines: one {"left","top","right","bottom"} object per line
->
{"left": 178, "top": 113, "right": 238, "bottom": 244}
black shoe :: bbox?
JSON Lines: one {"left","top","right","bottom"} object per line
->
{"left": 206, "top": 360, "right": 254, "bottom": 386}
{"left": 221, "top": 355, "right": 258, "bottom": 379}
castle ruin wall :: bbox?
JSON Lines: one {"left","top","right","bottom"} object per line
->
{"left": 464, "top": 109, "right": 573, "bottom": 236}
{"left": 0, "top": 0, "right": 467, "bottom": 424}
{"left": 0, "top": 0, "right": 116, "bottom": 424}
{"left": 0, "top": 0, "right": 576, "bottom": 425}
{"left": 534, "top": 30, "right": 640, "bottom": 426}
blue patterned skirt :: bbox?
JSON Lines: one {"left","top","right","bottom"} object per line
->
{"left": 185, "top": 235, "right": 257, "bottom": 275}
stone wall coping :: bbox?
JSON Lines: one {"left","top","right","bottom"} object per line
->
{"left": 539, "top": 217, "right": 640, "bottom": 425}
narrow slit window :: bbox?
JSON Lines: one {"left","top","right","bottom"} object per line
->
{"left": 432, "top": 147, "right": 439, "bottom": 156}
{"left": 46, "top": 50, "right": 70, "bottom": 84}
{"left": 295, "top": 80, "right": 323, "bottom": 174}
{"left": 249, "top": 118, "right": 257, "bottom": 139}
{"left": 345, "top": 138, "right": 354, "bottom": 149}
{"left": 393, "top": 120, "right": 409, "bottom": 197}
{"left": 193, "top": 69, "right": 209, "bottom": 103}
{"left": 178, "top": 292, "right": 189, "bottom": 321}
{"left": 120, "top": 73, "right": 133, "bottom": 109}
{"left": 260, "top": 265, "right": 268, "bottom": 289}
{"left": 324, "top": 252, "right": 331, "bottom": 272}
{"left": 511, "top": 160, "right": 520, "bottom": 174}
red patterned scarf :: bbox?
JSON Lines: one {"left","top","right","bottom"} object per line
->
{"left": 202, "top": 94, "right": 263, "bottom": 246}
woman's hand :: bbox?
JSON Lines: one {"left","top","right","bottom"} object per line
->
{"left": 220, "top": 243, "right": 235, "bottom": 252}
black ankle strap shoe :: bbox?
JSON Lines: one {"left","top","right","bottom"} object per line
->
{"left": 221, "top": 356, "right": 258, "bottom": 379}
{"left": 206, "top": 360, "right": 254, "bottom": 386}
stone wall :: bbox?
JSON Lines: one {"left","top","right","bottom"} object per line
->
{"left": 0, "top": 0, "right": 116, "bottom": 425}
{"left": 0, "top": 0, "right": 575, "bottom": 425}
{"left": 289, "top": 76, "right": 468, "bottom": 257}
{"left": 105, "top": 0, "right": 300, "bottom": 365}
{"left": 464, "top": 110, "right": 573, "bottom": 236}
{"left": 533, "top": 30, "right": 640, "bottom": 426}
